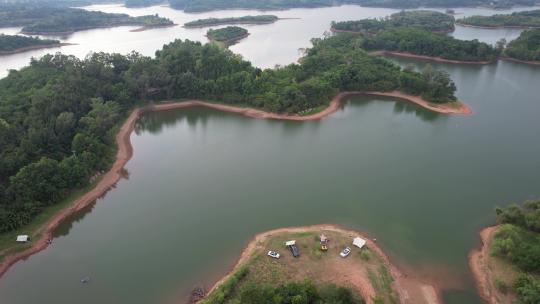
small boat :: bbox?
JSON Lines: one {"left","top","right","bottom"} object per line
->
{"left": 80, "top": 276, "right": 90, "bottom": 284}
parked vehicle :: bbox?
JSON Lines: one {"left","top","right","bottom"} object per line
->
{"left": 289, "top": 244, "right": 300, "bottom": 257}
{"left": 340, "top": 247, "right": 351, "bottom": 258}
{"left": 267, "top": 250, "right": 280, "bottom": 259}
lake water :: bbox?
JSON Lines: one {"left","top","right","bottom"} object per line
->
{"left": 1, "top": 4, "right": 540, "bottom": 304}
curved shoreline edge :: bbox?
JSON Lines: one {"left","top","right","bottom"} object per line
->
{"left": 468, "top": 226, "right": 499, "bottom": 304}
{"left": 0, "top": 43, "right": 74, "bottom": 56}
{"left": 370, "top": 50, "right": 496, "bottom": 65}
{"left": 0, "top": 91, "right": 471, "bottom": 279}
{"left": 204, "top": 224, "right": 442, "bottom": 304}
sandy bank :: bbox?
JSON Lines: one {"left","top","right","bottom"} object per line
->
{"left": 0, "top": 92, "right": 470, "bottom": 279}
{"left": 501, "top": 56, "right": 540, "bottom": 66}
{"left": 129, "top": 23, "right": 177, "bottom": 32}
{"left": 456, "top": 22, "right": 540, "bottom": 29}
{"left": 370, "top": 50, "right": 495, "bottom": 65}
{"left": 204, "top": 224, "right": 441, "bottom": 304}
{"left": 0, "top": 43, "right": 74, "bottom": 55}
{"left": 469, "top": 226, "right": 500, "bottom": 304}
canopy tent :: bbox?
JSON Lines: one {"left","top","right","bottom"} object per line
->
{"left": 16, "top": 235, "right": 29, "bottom": 242}
{"left": 352, "top": 237, "right": 366, "bottom": 249}
{"left": 285, "top": 240, "right": 296, "bottom": 246}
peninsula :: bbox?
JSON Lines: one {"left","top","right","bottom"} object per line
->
{"left": 200, "top": 225, "right": 440, "bottom": 304}
{"left": 457, "top": 9, "right": 540, "bottom": 29}
{"left": 470, "top": 200, "right": 540, "bottom": 304}
{"left": 0, "top": 33, "right": 468, "bottom": 277}
{"left": 184, "top": 15, "right": 278, "bottom": 28}
{"left": 0, "top": 34, "right": 70, "bottom": 55}
{"left": 503, "top": 29, "right": 540, "bottom": 65}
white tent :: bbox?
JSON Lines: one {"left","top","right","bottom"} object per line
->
{"left": 16, "top": 235, "right": 29, "bottom": 242}
{"left": 285, "top": 240, "right": 296, "bottom": 246}
{"left": 352, "top": 237, "right": 366, "bottom": 249}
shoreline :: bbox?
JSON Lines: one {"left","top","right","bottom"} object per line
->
{"left": 0, "top": 43, "right": 74, "bottom": 55}
{"left": 468, "top": 226, "right": 499, "bottom": 304}
{"left": 330, "top": 27, "right": 455, "bottom": 34}
{"left": 184, "top": 20, "right": 277, "bottom": 28}
{"left": 500, "top": 56, "right": 540, "bottom": 66}
{"left": 204, "top": 224, "right": 442, "bottom": 304}
{"left": 129, "top": 23, "right": 177, "bottom": 32}
{"left": 0, "top": 91, "right": 471, "bottom": 279}
{"left": 370, "top": 50, "right": 495, "bottom": 65}
{"left": 207, "top": 32, "right": 250, "bottom": 46}
{"left": 456, "top": 22, "right": 540, "bottom": 29}
{"left": 21, "top": 23, "right": 174, "bottom": 36}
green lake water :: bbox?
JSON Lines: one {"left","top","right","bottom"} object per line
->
{"left": 1, "top": 4, "right": 540, "bottom": 304}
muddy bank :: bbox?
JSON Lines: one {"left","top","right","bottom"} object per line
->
{"left": 456, "top": 22, "right": 540, "bottom": 29}
{"left": 0, "top": 92, "right": 471, "bottom": 279}
{"left": 204, "top": 224, "right": 442, "bottom": 304}
{"left": 501, "top": 56, "right": 540, "bottom": 66}
{"left": 0, "top": 43, "right": 74, "bottom": 55}
{"left": 130, "top": 23, "right": 177, "bottom": 32}
{"left": 371, "top": 50, "right": 495, "bottom": 65}
{"left": 469, "top": 226, "right": 500, "bottom": 304}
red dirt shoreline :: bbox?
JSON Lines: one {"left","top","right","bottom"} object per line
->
{"left": 456, "top": 22, "right": 540, "bottom": 29}
{"left": 204, "top": 224, "right": 442, "bottom": 304}
{"left": 0, "top": 43, "right": 74, "bottom": 55}
{"left": 501, "top": 56, "right": 540, "bottom": 66}
{"left": 370, "top": 50, "right": 495, "bottom": 65}
{"left": 468, "top": 226, "right": 499, "bottom": 304}
{"left": 0, "top": 92, "right": 471, "bottom": 279}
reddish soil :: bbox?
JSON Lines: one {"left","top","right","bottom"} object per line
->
{"left": 205, "top": 224, "right": 442, "bottom": 304}
{"left": 0, "top": 43, "right": 74, "bottom": 55}
{"left": 371, "top": 50, "right": 495, "bottom": 65}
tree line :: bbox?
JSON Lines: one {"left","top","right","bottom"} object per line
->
{"left": 0, "top": 34, "right": 60, "bottom": 53}
{"left": 504, "top": 29, "right": 540, "bottom": 62}
{"left": 332, "top": 10, "right": 455, "bottom": 33}
{"left": 0, "top": 3, "right": 173, "bottom": 35}
{"left": 491, "top": 200, "right": 540, "bottom": 303}
{"left": 0, "top": 34, "right": 458, "bottom": 233}
{"left": 184, "top": 15, "right": 278, "bottom": 28}
{"left": 457, "top": 9, "right": 540, "bottom": 28}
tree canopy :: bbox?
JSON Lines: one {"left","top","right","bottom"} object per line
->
{"left": 184, "top": 15, "right": 278, "bottom": 28}
{"left": 457, "top": 9, "right": 540, "bottom": 28}
{"left": 0, "top": 34, "right": 60, "bottom": 53}
{"left": 332, "top": 10, "right": 455, "bottom": 33}
{"left": 504, "top": 29, "right": 540, "bottom": 62}
{"left": 206, "top": 26, "right": 249, "bottom": 44}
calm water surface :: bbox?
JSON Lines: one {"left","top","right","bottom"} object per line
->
{"left": 1, "top": 4, "right": 540, "bottom": 304}
{"left": 0, "top": 4, "right": 539, "bottom": 77}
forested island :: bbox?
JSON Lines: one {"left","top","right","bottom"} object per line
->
{"left": 457, "top": 9, "right": 540, "bottom": 28}
{"left": 166, "top": 0, "right": 536, "bottom": 12}
{"left": 184, "top": 15, "right": 278, "bottom": 28}
{"left": 332, "top": 10, "right": 455, "bottom": 34}
{"left": 0, "top": 4, "right": 173, "bottom": 35}
{"left": 504, "top": 29, "right": 540, "bottom": 63}
{"left": 0, "top": 35, "right": 66, "bottom": 55}
{"left": 362, "top": 28, "right": 501, "bottom": 63}
{"left": 206, "top": 26, "right": 249, "bottom": 45}
{"left": 470, "top": 200, "right": 540, "bottom": 304}
{"left": 332, "top": 12, "right": 501, "bottom": 63}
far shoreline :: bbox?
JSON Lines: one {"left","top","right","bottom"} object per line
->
{"left": 370, "top": 50, "right": 496, "bottom": 65}
{"left": 456, "top": 22, "right": 540, "bottom": 30}
{"left": 0, "top": 43, "right": 74, "bottom": 55}
{"left": 0, "top": 91, "right": 471, "bottom": 279}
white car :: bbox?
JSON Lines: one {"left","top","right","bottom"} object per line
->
{"left": 267, "top": 250, "right": 280, "bottom": 259}
{"left": 340, "top": 247, "right": 351, "bottom": 258}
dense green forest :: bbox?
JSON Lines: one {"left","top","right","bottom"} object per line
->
{"left": 0, "top": 34, "right": 458, "bottom": 233}
{"left": 361, "top": 28, "right": 501, "bottom": 62}
{"left": 0, "top": 35, "right": 60, "bottom": 53}
{"left": 457, "top": 10, "right": 540, "bottom": 28}
{"left": 0, "top": 4, "right": 173, "bottom": 34}
{"left": 184, "top": 15, "right": 278, "bottom": 28}
{"left": 504, "top": 29, "right": 540, "bottom": 62}
{"left": 332, "top": 10, "right": 455, "bottom": 33}
{"left": 167, "top": 0, "right": 536, "bottom": 11}
{"left": 492, "top": 200, "right": 540, "bottom": 303}
{"left": 203, "top": 272, "right": 363, "bottom": 304}
{"left": 206, "top": 26, "right": 248, "bottom": 44}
